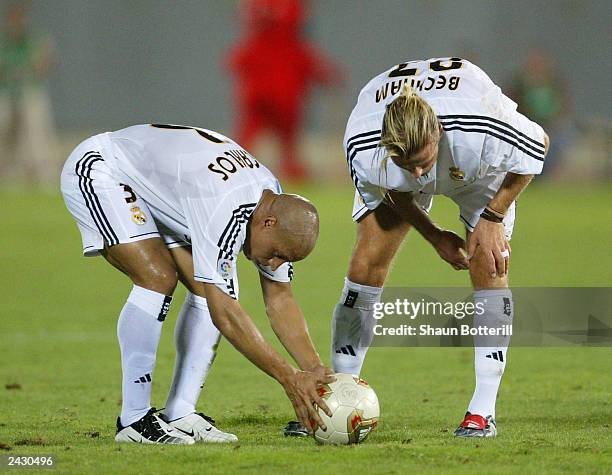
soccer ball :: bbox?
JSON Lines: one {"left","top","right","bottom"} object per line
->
{"left": 313, "top": 373, "right": 379, "bottom": 445}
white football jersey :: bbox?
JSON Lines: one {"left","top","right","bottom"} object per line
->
{"left": 345, "top": 58, "right": 546, "bottom": 214}
{"left": 97, "top": 124, "right": 292, "bottom": 299}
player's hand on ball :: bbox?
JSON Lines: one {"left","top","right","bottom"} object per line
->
{"left": 432, "top": 229, "right": 469, "bottom": 270}
{"left": 283, "top": 370, "right": 333, "bottom": 432}
{"left": 307, "top": 364, "right": 337, "bottom": 386}
{"left": 467, "top": 219, "right": 510, "bottom": 277}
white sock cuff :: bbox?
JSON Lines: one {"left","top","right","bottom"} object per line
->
{"left": 127, "top": 285, "right": 172, "bottom": 318}
{"left": 185, "top": 292, "right": 209, "bottom": 310}
{"left": 473, "top": 288, "right": 512, "bottom": 300}
{"left": 341, "top": 278, "right": 383, "bottom": 308}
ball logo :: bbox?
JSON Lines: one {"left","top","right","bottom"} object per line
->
{"left": 218, "top": 259, "right": 233, "bottom": 280}
{"left": 339, "top": 384, "right": 358, "bottom": 404}
{"left": 130, "top": 206, "right": 147, "bottom": 225}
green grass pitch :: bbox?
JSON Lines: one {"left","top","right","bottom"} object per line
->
{"left": 1, "top": 183, "right": 611, "bottom": 474}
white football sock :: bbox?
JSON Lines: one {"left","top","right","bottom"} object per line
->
{"left": 331, "top": 278, "right": 383, "bottom": 376}
{"left": 117, "top": 285, "right": 171, "bottom": 426}
{"left": 163, "top": 293, "right": 221, "bottom": 421}
{"left": 467, "top": 288, "right": 513, "bottom": 419}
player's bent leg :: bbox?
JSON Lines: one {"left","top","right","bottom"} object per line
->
{"left": 61, "top": 150, "right": 190, "bottom": 443}
{"left": 162, "top": 292, "right": 220, "bottom": 420}
{"left": 455, "top": 244, "right": 512, "bottom": 438}
{"left": 347, "top": 203, "right": 413, "bottom": 287}
{"left": 101, "top": 238, "right": 179, "bottom": 295}
{"left": 99, "top": 238, "right": 192, "bottom": 444}
{"left": 160, "top": 245, "right": 238, "bottom": 443}
{"left": 332, "top": 206, "right": 411, "bottom": 376}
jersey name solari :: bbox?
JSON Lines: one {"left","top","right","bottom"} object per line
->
{"left": 98, "top": 124, "right": 292, "bottom": 299}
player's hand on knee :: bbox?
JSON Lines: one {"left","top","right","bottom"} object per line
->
{"left": 432, "top": 229, "right": 469, "bottom": 270}
{"left": 467, "top": 219, "right": 510, "bottom": 278}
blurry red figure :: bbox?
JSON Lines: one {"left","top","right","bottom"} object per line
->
{"left": 226, "top": 0, "right": 342, "bottom": 181}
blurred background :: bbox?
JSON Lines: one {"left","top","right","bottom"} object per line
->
{"left": 1, "top": 0, "right": 610, "bottom": 185}
{"left": 1, "top": 3, "right": 611, "bottom": 469}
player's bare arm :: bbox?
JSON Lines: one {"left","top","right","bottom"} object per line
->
{"left": 468, "top": 133, "right": 549, "bottom": 278}
{"left": 386, "top": 191, "right": 469, "bottom": 270}
{"left": 171, "top": 245, "right": 329, "bottom": 378}
{"left": 467, "top": 172, "right": 532, "bottom": 279}
{"left": 259, "top": 275, "right": 333, "bottom": 380}
{"left": 204, "top": 283, "right": 333, "bottom": 430}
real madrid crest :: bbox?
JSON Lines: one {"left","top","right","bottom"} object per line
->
{"left": 130, "top": 206, "right": 147, "bottom": 225}
{"left": 449, "top": 167, "right": 465, "bottom": 181}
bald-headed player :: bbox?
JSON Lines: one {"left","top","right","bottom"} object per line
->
{"left": 60, "top": 124, "right": 334, "bottom": 444}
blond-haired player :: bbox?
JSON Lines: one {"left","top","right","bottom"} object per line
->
{"left": 331, "top": 58, "right": 549, "bottom": 437}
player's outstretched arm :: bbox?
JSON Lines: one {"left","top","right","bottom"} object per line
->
{"left": 259, "top": 275, "right": 333, "bottom": 380}
{"left": 204, "top": 283, "right": 333, "bottom": 430}
{"left": 386, "top": 191, "right": 469, "bottom": 270}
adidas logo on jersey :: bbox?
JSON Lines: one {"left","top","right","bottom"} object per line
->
{"left": 134, "top": 373, "right": 152, "bottom": 384}
{"left": 335, "top": 345, "right": 356, "bottom": 356}
{"left": 485, "top": 351, "right": 504, "bottom": 362}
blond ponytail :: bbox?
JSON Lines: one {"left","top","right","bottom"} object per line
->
{"left": 376, "top": 84, "right": 440, "bottom": 200}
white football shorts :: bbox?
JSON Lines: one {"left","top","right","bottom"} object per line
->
{"left": 60, "top": 136, "right": 189, "bottom": 256}
{"left": 351, "top": 172, "right": 516, "bottom": 239}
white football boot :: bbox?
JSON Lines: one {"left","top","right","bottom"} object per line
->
{"left": 115, "top": 408, "right": 195, "bottom": 444}
{"left": 165, "top": 412, "right": 238, "bottom": 443}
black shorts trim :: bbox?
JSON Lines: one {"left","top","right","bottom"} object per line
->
{"left": 75, "top": 152, "right": 119, "bottom": 246}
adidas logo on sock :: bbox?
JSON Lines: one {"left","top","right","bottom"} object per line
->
{"left": 157, "top": 296, "right": 172, "bottom": 322}
{"left": 134, "top": 373, "right": 152, "bottom": 383}
{"left": 485, "top": 351, "right": 504, "bottom": 362}
{"left": 335, "top": 345, "right": 356, "bottom": 356}
{"left": 503, "top": 297, "right": 512, "bottom": 316}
